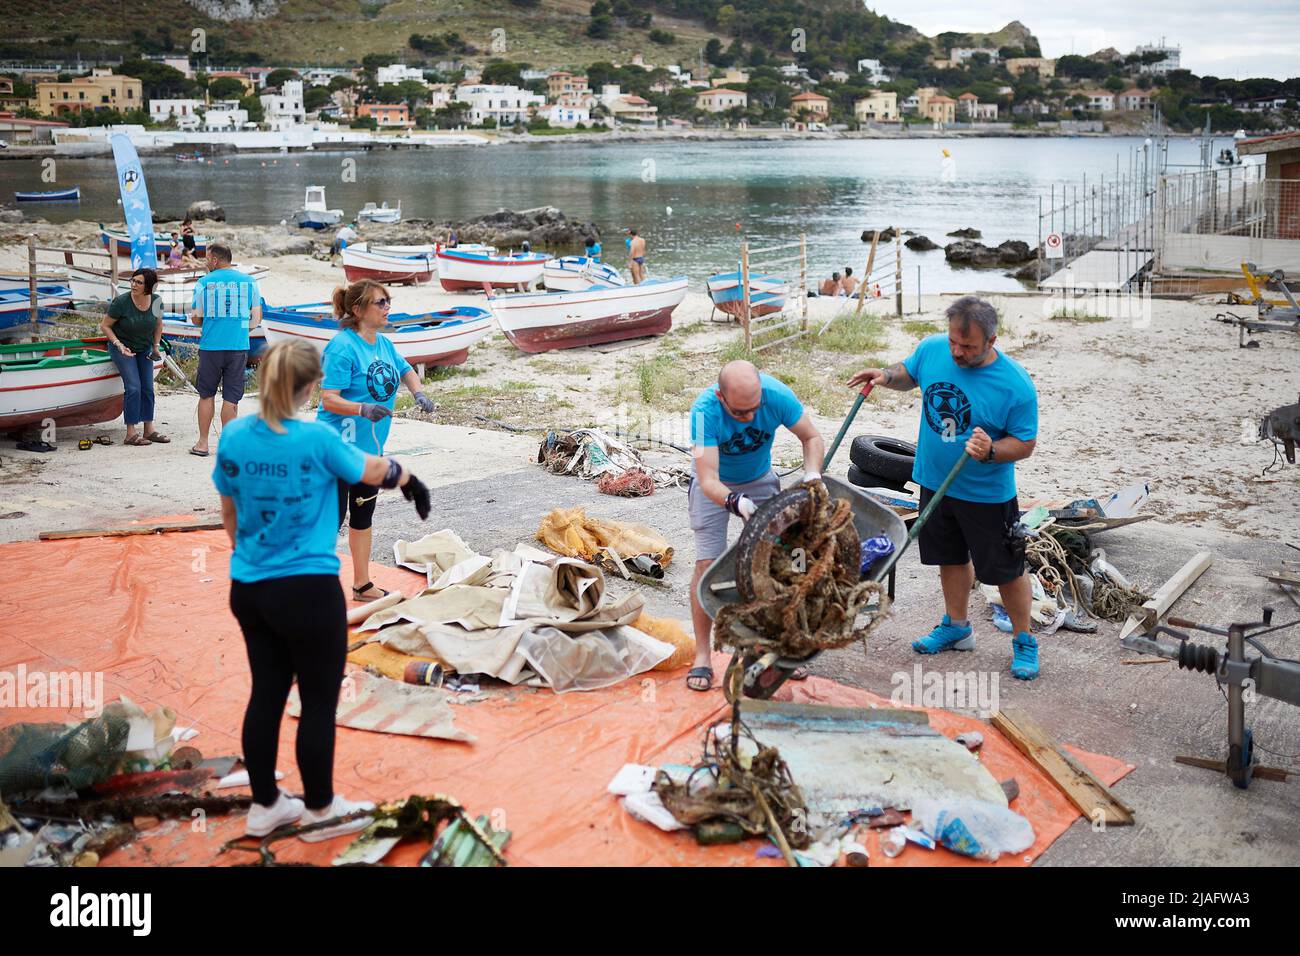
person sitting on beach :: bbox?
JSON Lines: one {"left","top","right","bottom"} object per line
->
{"left": 181, "top": 217, "right": 196, "bottom": 254}
{"left": 819, "top": 271, "right": 843, "bottom": 297}
{"left": 167, "top": 236, "right": 184, "bottom": 269}
{"left": 841, "top": 266, "right": 859, "bottom": 297}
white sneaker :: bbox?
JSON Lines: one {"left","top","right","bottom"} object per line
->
{"left": 297, "top": 795, "right": 376, "bottom": 843}
{"left": 244, "top": 791, "right": 305, "bottom": 837}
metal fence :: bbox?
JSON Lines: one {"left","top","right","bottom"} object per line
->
{"left": 1157, "top": 166, "right": 1299, "bottom": 242}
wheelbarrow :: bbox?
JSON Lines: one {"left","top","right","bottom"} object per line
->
{"left": 698, "top": 457, "right": 970, "bottom": 701}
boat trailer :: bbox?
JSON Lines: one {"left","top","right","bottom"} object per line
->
{"left": 1216, "top": 262, "right": 1300, "bottom": 346}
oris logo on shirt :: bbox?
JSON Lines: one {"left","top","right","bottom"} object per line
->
{"left": 244, "top": 461, "right": 288, "bottom": 478}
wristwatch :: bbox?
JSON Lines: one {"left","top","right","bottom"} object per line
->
{"left": 984, "top": 443, "right": 996, "bottom": 463}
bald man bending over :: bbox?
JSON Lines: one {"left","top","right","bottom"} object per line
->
{"left": 686, "top": 360, "right": 826, "bottom": 691}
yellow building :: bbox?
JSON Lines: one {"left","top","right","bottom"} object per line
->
{"left": 36, "top": 68, "right": 142, "bottom": 116}
{"left": 695, "top": 88, "right": 747, "bottom": 113}
{"left": 1006, "top": 57, "right": 1057, "bottom": 78}
{"left": 789, "top": 91, "right": 830, "bottom": 119}
{"left": 925, "top": 95, "right": 957, "bottom": 124}
{"left": 853, "top": 90, "right": 898, "bottom": 122}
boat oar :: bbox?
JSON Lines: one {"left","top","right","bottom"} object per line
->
{"left": 822, "top": 382, "right": 872, "bottom": 471}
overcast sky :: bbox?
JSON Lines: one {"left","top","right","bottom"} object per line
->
{"left": 866, "top": 2, "right": 1298, "bottom": 80}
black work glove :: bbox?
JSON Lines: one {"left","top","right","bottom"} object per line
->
{"left": 358, "top": 403, "right": 392, "bottom": 422}
{"left": 402, "top": 473, "right": 431, "bottom": 520}
{"left": 414, "top": 392, "right": 435, "bottom": 413}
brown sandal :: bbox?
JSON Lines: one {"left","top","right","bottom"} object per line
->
{"left": 144, "top": 432, "right": 170, "bottom": 443}
{"left": 124, "top": 434, "right": 151, "bottom": 446}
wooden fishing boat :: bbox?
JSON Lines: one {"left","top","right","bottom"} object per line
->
{"left": 488, "top": 276, "right": 687, "bottom": 353}
{"left": 261, "top": 303, "right": 494, "bottom": 367}
{"left": 706, "top": 270, "right": 788, "bottom": 319}
{"left": 0, "top": 337, "right": 162, "bottom": 430}
{"left": 100, "top": 224, "right": 210, "bottom": 258}
{"left": 542, "top": 256, "right": 624, "bottom": 292}
{"left": 435, "top": 248, "right": 551, "bottom": 292}
{"left": 14, "top": 187, "right": 80, "bottom": 202}
{"left": 340, "top": 244, "right": 435, "bottom": 285}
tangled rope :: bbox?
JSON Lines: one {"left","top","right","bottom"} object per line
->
{"left": 714, "top": 482, "right": 891, "bottom": 658}
{"left": 1026, "top": 529, "right": 1082, "bottom": 608}
{"left": 596, "top": 467, "right": 656, "bottom": 497}
{"left": 653, "top": 717, "right": 809, "bottom": 854}
{"left": 1025, "top": 525, "right": 1150, "bottom": 622}
{"left": 1091, "top": 580, "right": 1152, "bottom": 622}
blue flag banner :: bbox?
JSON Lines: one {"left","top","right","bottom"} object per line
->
{"left": 110, "top": 133, "right": 157, "bottom": 270}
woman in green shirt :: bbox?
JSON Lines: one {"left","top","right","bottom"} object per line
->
{"left": 100, "top": 268, "right": 169, "bottom": 446}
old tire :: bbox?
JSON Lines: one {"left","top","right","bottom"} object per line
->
{"left": 735, "top": 485, "right": 813, "bottom": 603}
{"left": 849, "top": 435, "right": 916, "bottom": 483}
{"left": 847, "top": 463, "right": 910, "bottom": 493}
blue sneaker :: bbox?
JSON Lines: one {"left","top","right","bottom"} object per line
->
{"left": 912, "top": 615, "right": 975, "bottom": 654}
{"left": 1011, "top": 632, "right": 1039, "bottom": 680}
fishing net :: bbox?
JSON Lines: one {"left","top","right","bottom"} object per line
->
{"left": 653, "top": 717, "right": 809, "bottom": 851}
{"left": 715, "top": 482, "right": 891, "bottom": 659}
{"left": 0, "top": 715, "right": 131, "bottom": 797}
{"left": 596, "top": 468, "right": 656, "bottom": 497}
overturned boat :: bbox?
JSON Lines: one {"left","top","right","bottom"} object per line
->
{"left": 542, "top": 256, "right": 624, "bottom": 292}
{"left": 707, "top": 270, "right": 788, "bottom": 319}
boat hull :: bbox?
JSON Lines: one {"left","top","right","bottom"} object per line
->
{"left": 0, "top": 340, "right": 162, "bottom": 430}
{"left": 542, "top": 257, "right": 623, "bottom": 292}
{"left": 261, "top": 306, "right": 494, "bottom": 367}
{"left": 15, "top": 188, "right": 80, "bottom": 202}
{"left": 340, "top": 246, "right": 435, "bottom": 285}
{"left": 100, "top": 228, "right": 209, "bottom": 258}
{"left": 66, "top": 263, "right": 268, "bottom": 313}
{"left": 436, "top": 250, "right": 550, "bottom": 291}
{"left": 295, "top": 210, "right": 342, "bottom": 230}
{"left": 489, "top": 277, "right": 687, "bottom": 353}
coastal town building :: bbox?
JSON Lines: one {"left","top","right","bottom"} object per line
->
{"left": 36, "top": 68, "right": 142, "bottom": 116}
{"left": 546, "top": 103, "right": 590, "bottom": 127}
{"left": 142, "top": 54, "right": 194, "bottom": 78}
{"left": 149, "top": 98, "right": 202, "bottom": 128}
{"left": 1080, "top": 90, "right": 1116, "bottom": 112}
{"left": 1134, "top": 40, "right": 1180, "bottom": 75}
{"left": 604, "top": 90, "right": 658, "bottom": 126}
{"left": 1005, "top": 57, "right": 1056, "bottom": 78}
{"left": 924, "top": 95, "right": 957, "bottom": 124}
{"left": 0, "top": 78, "right": 30, "bottom": 114}
{"left": 711, "top": 69, "right": 750, "bottom": 88}
{"left": 260, "top": 79, "right": 306, "bottom": 130}
{"left": 357, "top": 103, "right": 413, "bottom": 127}
{"left": 548, "top": 72, "right": 594, "bottom": 109}
{"left": 789, "top": 91, "right": 830, "bottom": 119}
{"left": 856, "top": 59, "right": 890, "bottom": 84}
{"left": 428, "top": 84, "right": 456, "bottom": 110}
{"left": 456, "top": 83, "right": 545, "bottom": 126}
{"left": 695, "top": 87, "right": 747, "bottom": 113}
{"left": 854, "top": 90, "right": 898, "bottom": 122}
{"left": 1118, "top": 89, "right": 1155, "bottom": 111}
{"left": 957, "top": 93, "right": 997, "bottom": 121}
{"left": 206, "top": 71, "right": 255, "bottom": 95}
{"left": 203, "top": 104, "right": 249, "bottom": 130}
{"left": 0, "top": 111, "right": 68, "bottom": 145}
{"left": 376, "top": 64, "right": 428, "bottom": 87}
{"left": 947, "top": 47, "right": 1000, "bottom": 67}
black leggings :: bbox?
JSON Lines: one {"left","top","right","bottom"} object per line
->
{"left": 229, "top": 575, "right": 347, "bottom": 810}
{"left": 338, "top": 480, "right": 379, "bottom": 531}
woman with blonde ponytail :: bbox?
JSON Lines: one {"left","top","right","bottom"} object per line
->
{"left": 212, "top": 339, "right": 432, "bottom": 843}
{"left": 318, "top": 279, "right": 436, "bottom": 602}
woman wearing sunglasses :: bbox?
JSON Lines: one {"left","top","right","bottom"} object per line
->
{"left": 100, "top": 268, "right": 168, "bottom": 446}
{"left": 318, "top": 279, "right": 436, "bottom": 602}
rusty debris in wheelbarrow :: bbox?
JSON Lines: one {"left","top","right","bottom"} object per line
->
{"left": 715, "top": 481, "right": 893, "bottom": 660}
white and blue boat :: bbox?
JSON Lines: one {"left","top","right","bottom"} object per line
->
{"left": 261, "top": 302, "right": 495, "bottom": 367}
{"left": 542, "top": 256, "right": 624, "bottom": 292}
{"left": 292, "top": 185, "right": 344, "bottom": 230}
{"left": 706, "top": 269, "right": 788, "bottom": 320}
{"left": 14, "top": 187, "right": 80, "bottom": 202}
{"left": 0, "top": 277, "right": 73, "bottom": 330}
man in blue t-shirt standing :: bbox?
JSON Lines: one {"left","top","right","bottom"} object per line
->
{"left": 849, "top": 295, "right": 1041, "bottom": 679}
{"left": 188, "top": 243, "right": 262, "bottom": 457}
{"left": 686, "top": 360, "right": 826, "bottom": 692}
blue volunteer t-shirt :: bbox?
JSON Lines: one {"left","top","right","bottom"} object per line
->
{"left": 586, "top": 243, "right": 601, "bottom": 263}
{"left": 316, "top": 328, "right": 413, "bottom": 456}
{"left": 212, "top": 417, "right": 367, "bottom": 583}
{"left": 902, "top": 334, "right": 1038, "bottom": 503}
{"left": 192, "top": 267, "right": 260, "bottom": 351}
{"left": 691, "top": 373, "right": 804, "bottom": 485}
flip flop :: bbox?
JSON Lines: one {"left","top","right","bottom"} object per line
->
{"left": 16, "top": 440, "right": 55, "bottom": 453}
{"left": 189, "top": 447, "right": 210, "bottom": 457}
{"left": 686, "top": 666, "right": 714, "bottom": 692}
{"left": 92, "top": 435, "right": 114, "bottom": 446}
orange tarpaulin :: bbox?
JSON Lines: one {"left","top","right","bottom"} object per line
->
{"left": 0, "top": 526, "right": 1134, "bottom": 866}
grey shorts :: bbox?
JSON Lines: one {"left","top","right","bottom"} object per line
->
{"left": 688, "top": 469, "right": 782, "bottom": 561}
{"left": 196, "top": 349, "right": 248, "bottom": 403}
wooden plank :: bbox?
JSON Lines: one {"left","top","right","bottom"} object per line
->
{"left": 854, "top": 230, "right": 880, "bottom": 316}
{"left": 1264, "top": 571, "right": 1300, "bottom": 587}
{"left": 38, "top": 519, "right": 223, "bottom": 541}
{"left": 990, "top": 707, "right": 1134, "bottom": 826}
{"left": 1174, "top": 755, "right": 1290, "bottom": 783}
{"left": 1118, "top": 551, "right": 1213, "bottom": 641}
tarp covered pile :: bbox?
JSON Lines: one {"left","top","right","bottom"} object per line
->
{"left": 361, "top": 529, "right": 674, "bottom": 692}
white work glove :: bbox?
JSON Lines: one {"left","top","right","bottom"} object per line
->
{"left": 725, "top": 492, "right": 757, "bottom": 521}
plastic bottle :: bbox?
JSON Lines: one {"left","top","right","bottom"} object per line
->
{"left": 881, "top": 827, "right": 906, "bottom": 858}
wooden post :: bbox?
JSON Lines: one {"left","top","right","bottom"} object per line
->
{"left": 28, "top": 235, "right": 38, "bottom": 330}
{"left": 854, "top": 230, "right": 879, "bottom": 316}
{"left": 799, "top": 232, "right": 807, "bottom": 332}
{"left": 110, "top": 242, "right": 118, "bottom": 295}
{"left": 740, "top": 239, "right": 751, "bottom": 350}
{"left": 894, "top": 228, "right": 904, "bottom": 316}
